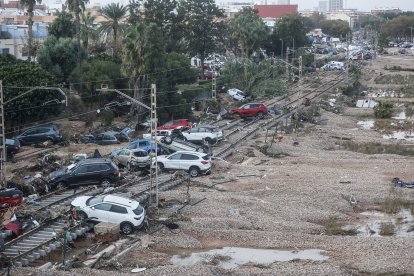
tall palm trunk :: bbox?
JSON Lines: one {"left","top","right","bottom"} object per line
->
{"left": 27, "top": 2, "right": 34, "bottom": 61}
{"left": 74, "top": 0, "right": 82, "bottom": 91}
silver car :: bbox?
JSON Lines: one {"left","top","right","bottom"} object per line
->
{"left": 114, "top": 148, "right": 150, "bottom": 170}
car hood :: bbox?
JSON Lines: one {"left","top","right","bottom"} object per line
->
{"left": 48, "top": 168, "right": 66, "bottom": 181}
{"left": 71, "top": 196, "right": 91, "bottom": 208}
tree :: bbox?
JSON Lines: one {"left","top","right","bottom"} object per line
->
{"left": 37, "top": 36, "right": 86, "bottom": 83}
{"left": 143, "top": 0, "right": 181, "bottom": 52}
{"left": 20, "top": 0, "right": 42, "bottom": 61}
{"left": 0, "top": 54, "right": 59, "bottom": 126}
{"left": 309, "top": 12, "right": 326, "bottom": 28}
{"left": 273, "top": 14, "right": 312, "bottom": 54}
{"left": 320, "top": 20, "right": 351, "bottom": 39}
{"left": 374, "top": 101, "right": 394, "bottom": 118}
{"left": 227, "top": 7, "right": 269, "bottom": 57}
{"left": 100, "top": 3, "right": 128, "bottom": 56}
{"left": 127, "top": 0, "right": 141, "bottom": 24}
{"left": 81, "top": 11, "right": 97, "bottom": 52}
{"left": 380, "top": 16, "right": 414, "bottom": 42}
{"left": 122, "top": 22, "right": 165, "bottom": 117}
{"left": 177, "top": 0, "right": 225, "bottom": 71}
{"left": 165, "top": 52, "right": 197, "bottom": 85}
{"left": 70, "top": 59, "right": 125, "bottom": 108}
{"left": 48, "top": 11, "right": 76, "bottom": 39}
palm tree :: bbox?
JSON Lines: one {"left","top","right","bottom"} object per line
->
{"left": 81, "top": 11, "right": 96, "bottom": 51}
{"left": 20, "top": 0, "right": 42, "bottom": 61}
{"left": 100, "top": 3, "right": 127, "bottom": 55}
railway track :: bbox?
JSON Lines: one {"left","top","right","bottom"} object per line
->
{"left": 3, "top": 71, "right": 346, "bottom": 268}
{"left": 216, "top": 72, "right": 347, "bottom": 158}
{"left": 3, "top": 173, "right": 185, "bottom": 267}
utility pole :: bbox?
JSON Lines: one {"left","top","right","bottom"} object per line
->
{"left": 410, "top": 27, "right": 414, "bottom": 43}
{"left": 285, "top": 47, "right": 289, "bottom": 80}
{"left": 299, "top": 56, "right": 303, "bottom": 79}
{"left": 149, "top": 84, "right": 159, "bottom": 208}
{"left": 211, "top": 76, "right": 216, "bottom": 100}
{"left": 0, "top": 81, "right": 6, "bottom": 187}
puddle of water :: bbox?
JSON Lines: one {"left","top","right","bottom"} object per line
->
{"left": 349, "top": 209, "right": 414, "bottom": 237}
{"left": 383, "top": 131, "right": 414, "bottom": 141}
{"left": 393, "top": 111, "right": 406, "bottom": 120}
{"left": 171, "top": 247, "right": 328, "bottom": 269}
{"left": 357, "top": 120, "right": 375, "bottom": 129}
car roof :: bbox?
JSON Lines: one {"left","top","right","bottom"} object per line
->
{"left": 76, "top": 158, "right": 113, "bottom": 165}
{"left": 128, "top": 148, "right": 147, "bottom": 152}
{"left": 102, "top": 194, "right": 139, "bottom": 208}
{"left": 171, "top": 151, "right": 207, "bottom": 157}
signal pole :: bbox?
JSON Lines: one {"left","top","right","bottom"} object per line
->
{"left": 0, "top": 81, "right": 6, "bottom": 187}
{"left": 149, "top": 84, "right": 159, "bottom": 208}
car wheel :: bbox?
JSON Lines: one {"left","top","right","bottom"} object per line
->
{"left": 120, "top": 222, "right": 134, "bottom": 235}
{"left": 189, "top": 166, "right": 200, "bottom": 177}
{"left": 204, "top": 137, "right": 214, "bottom": 145}
{"left": 164, "top": 136, "right": 173, "bottom": 145}
{"left": 100, "top": 178, "right": 111, "bottom": 188}
{"left": 56, "top": 181, "right": 67, "bottom": 190}
{"left": 257, "top": 111, "right": 264, "bottom": 119}
{"left": 157, "top": 162, "right": 164, "bottom": 172}
{"left": 77, "top": 211, "right": 88, "bottom": 220}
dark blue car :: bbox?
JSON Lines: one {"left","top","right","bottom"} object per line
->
{"left": 15, "top": 124, "right": 62, "bottom": 146}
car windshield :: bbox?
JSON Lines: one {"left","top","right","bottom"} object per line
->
{"left": 86, "top": 196, "right": 104, "bottom": 206}
{"left": 133, "top": 205, "right": 144, "bottom": 215}
{"left": 66, "top": 163, "right": 76, "bottom": 173}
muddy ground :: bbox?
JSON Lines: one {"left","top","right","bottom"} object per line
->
{"left": 13, "top": 56, "right": 414, "bottom": 275}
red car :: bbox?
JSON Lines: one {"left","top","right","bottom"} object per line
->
{"left": 0, "top": 189, "right": 23, "bottom": 208}
{"left": 228, "top": 103, "right": 268, "bottom": 118}
{"left": 157, "top": 119, "right": 192, "bottom": 130}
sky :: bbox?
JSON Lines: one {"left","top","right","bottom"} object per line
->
{"left": 42, "top": 0, "right": 414, "bottom": 12}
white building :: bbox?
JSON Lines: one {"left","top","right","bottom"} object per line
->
{"left": 278, "top": 0, "right": 290, "bottom": 4}
{"left": 319, "top": 1, "right": 328, "bottom": 12}
{"left": 326, "top": 10, "right": 359, "bottom": 29}
{"left": 329, "top": 0, "right": 343, "bottom": 11}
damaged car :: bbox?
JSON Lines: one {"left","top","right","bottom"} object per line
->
{"left": 113, "top": 148, "right": 150, "bottom": 170}
{"left": 47, "top": 158, "right": 120, "bottom": 190}
{"left": 71, "top": 194, "right": 146, "bottom": 235}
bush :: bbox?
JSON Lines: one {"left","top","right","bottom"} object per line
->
{"left": 101, "top": 109, "right": 114, "bottom": 126}
{"left": 374, "top": 101, "right": 394, "bottom": 118}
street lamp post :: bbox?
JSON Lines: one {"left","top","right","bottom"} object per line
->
{"left": 410, "top": 27, "right": 414, "bottom": 43}
{"left": 280, "top": 38, "right": 283, "bottom": 59}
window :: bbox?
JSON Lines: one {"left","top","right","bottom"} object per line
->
{"left": 119, "top": 150, "right": 129, "bottom": 156}
{"left": 127, "top": 143, "right": 137, "bottom": 150}
{"left": 110, "top": 205, "right": 128, "bottom": 214}
{"left": 94, "top": 203, "right": 112, "bottom": 211}
{"left": 75, "top": 165, "right": 87, "bottom": 174}
{"left": 134, "top": 151, "right": 147, "bottom": 157}
{"left": 37, "top": 128, "right": 49, "bottom": 134}
{"left": 1, "top": 48, "right": 9, "bottom": 54}
{"left": 163, "top": 121, "right": 173, "bottom": 126}
{"left": 190, "top": 128, "right": 199, "bottom": 133}
{"left": 104, "top": 134, "right": 114, "bottom": 140}
{"left": 99, "top": 164, "right": 110, "bottom": 171}
{"left": 180, "top": 153, "right": 198, "bottom": 160}
{"left": 133, "top": 205, "right": 144, "bottom": 215}
{"left": 95, "top": 134, "right": 103, "bottom": 140}
{"left": 250, "top": 104, "right": 259, "bottom": 108}
{"left": 168, "top": 153, "right": 182, "bottom": 160}
{"left": 86, "top": 196, "right": 104, "bottom": 206}
{"left": 198, "top": 128, "right": 206, "bottom": 133}
{"left": 87, "top": 164, "right": 102, "bottom": 172}
{"left": 242, "top": 105, "right": 250, "bottom": 109}
{"left": 23, "top": 129, "right": 37, "bottom": 135}
{"left": 139, "top": 141, "right": 148, "bottom": 147}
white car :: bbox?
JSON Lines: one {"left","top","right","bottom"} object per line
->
{"left": 143, "top": 130, "right": 172, "bottom": 141}
{"left": 227, "top": 88, "right": 246, "bottom": 101}
{"left": 155, "top": 151, "right": 212, "bottom": 177}
{"left": 71, "top": 194, "right": 146, "bottom": 235}
{"left": 114, "top": 148, "right": 150, "bottom": 170}
{"left": 181, "top": 125, "right": 223, "bottom": 144}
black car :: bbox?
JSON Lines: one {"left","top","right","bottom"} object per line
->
{"left": 15, "top": 124, "right": 62, "bottom": 145}
{"left": 47, "top": 158, "right": 120, "bottom": 190}
{"left": 5, "top": 139, "right": 20, "bottom": 161}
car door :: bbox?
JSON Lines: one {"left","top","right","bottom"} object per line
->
{"left": 89, "top": 203, "right": 112, "bottom": 222}
{"left": 69, "top": 164, "right": 89, "bottom": 186}
{"left": 179, "top": 153, "right": 198, "bottom": 170}
{"left": 109, "top": 204, "right": 129, "bottom": 224}
{"left": 240, "top": 104, "right": 250, "bottom": 116}
{"left": 164, "top": 153, "right": 182, "bottom": 170}
{"left": 116, "top": 150, "right": 130, "bottom": 167}
{"left": 186, "top": 128, "right": 198, "bottom": 142}
{"left": 249, "top": 104, "right": 260, "bottom": 116}
{"left": 19, "top": 129, "right": 36, "bottom": 144}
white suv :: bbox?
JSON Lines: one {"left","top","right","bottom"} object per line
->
{"left": 71, "top": 194, "right": 146, "bottom": 235}
{"left": 181, "top": 125, "right": 223, "bottom": 144}
{"left": 155, "top": 151, "right": 211, "bottom": 177}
